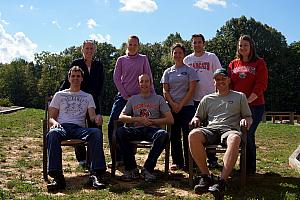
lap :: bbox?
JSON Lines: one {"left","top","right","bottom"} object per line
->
{"left": 196, "top": 127, "right": 240, "bottom": 146}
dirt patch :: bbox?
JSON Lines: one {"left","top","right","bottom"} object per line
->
{"left": 0, "top": 136, "right": 206, "bottom": 199}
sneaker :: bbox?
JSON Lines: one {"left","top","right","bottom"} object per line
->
{"left": 194, "top": 175, "right": 213, "bottom": 194}
{"left": 107, "top": 161, "right": 124, "bottom": 169}
{"left": 47, "top": 175, "right": 66, "bottom": 191}
{"left": 141, "top": 168, "right": 156, "bottom": 182}
{"left": 88, "top": 175, "right": 106, "bottom": 190}
{"left": 208, "top": 179, "right": 226, "bottom": 199}
{"left": 121, "top": 168, "right": 140, "bottom": 181}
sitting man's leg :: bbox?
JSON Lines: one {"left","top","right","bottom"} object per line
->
{"left": 142, "top": 127, "right": 169, "bottom": 182}
{"left": 84, "top": 127, "right": 106, "bottom": 189}
{"left": 117, "top": 126, "right": 140, "bottom": 181}
{"left": 188, "top": 128, "right": 213, "bottom": 194}
{"left": 46, "top": 127, "right": 67, "bottom": 191}
{"left": 208, "top": 131, "right": 241, "bottom": 198}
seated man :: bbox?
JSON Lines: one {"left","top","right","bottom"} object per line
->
{"left": 117, "top": 74, "right": 174, "bottom": 182}
{"left": 188, "top": 68, "right": 252, "bottom": 198}
{"left": 46, "top": 66, "right": 106, "bottom": 191}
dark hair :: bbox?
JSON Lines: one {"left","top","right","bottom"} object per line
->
{"left": 171, "top": 43, "right": 186, "bottom": 55}
{"left": 128, "top": 35, "right": 140, "bottom": 44}
{"left": 191, "top": 34, "right": 205, "bottom": 43}
{"left": 236, "top": 35, "right": 258, "bottom": 62}
{"left": 68, "top": 66, "right": 84, "bottom": 77}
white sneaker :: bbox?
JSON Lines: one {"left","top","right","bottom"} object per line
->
{"left": 141, "top": 168, "right": 156, "bottom": 182}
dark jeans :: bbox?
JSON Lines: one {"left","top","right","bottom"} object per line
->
{"left": 171, "top": 105, "right": 195, "bottom": 167}
{"left": 75, "top": 119, "right": 102, "bottom": 163}
{"left": 247, "top": 104, "right": 265, "bottom": 172}
{"left": 107, "top": 93, "right": 127, "bottom": 161}
{"left": 194, "top": 100, "right": 218, "bottom": 164}
{"left": 46, "top": 123, "right": 106, "bottom": 175}
{"left": 117, "top": 126, "right": 168, "bottom": 172}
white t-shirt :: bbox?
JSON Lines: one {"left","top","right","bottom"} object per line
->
{"left": 49, "top": 90, "right": 96, "bottom": 127}
{"left": 184, "top": 52, "right": 222, "bottom": 101}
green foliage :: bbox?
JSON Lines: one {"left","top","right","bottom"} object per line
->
{"left": 0, "top": 16, "right": 299, "bottom": 113}
{"left": 0, "top": 97, "right": 13, "bottom": 107}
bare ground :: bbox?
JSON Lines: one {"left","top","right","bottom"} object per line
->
{"left": 0, "top": 136, "right": 211, "bottom": 199}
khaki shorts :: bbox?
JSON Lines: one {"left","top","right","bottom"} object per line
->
{"left": 195, "top": 127, "right": 241, "bottom": 146}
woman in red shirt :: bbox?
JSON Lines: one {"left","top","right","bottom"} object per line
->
{"left": 228, "top": 35, "right": 268, "bottom": 174}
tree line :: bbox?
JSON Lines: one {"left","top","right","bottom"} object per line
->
{"left": 1, "top": 16, "right": 299, "bottom": 115}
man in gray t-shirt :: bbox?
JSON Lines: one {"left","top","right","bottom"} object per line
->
{"left": 189, "top": 68, "right": 252, "bottom": 198}
{"left": 117, "top": 74, "right": 174, "bottom": 182}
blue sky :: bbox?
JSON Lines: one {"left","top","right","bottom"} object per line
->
{"left": 1, "top": 0, "right": 299, "bottom": 63}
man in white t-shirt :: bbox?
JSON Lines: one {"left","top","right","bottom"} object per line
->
{"left": 184, "top": 33, "right": 222, "bottom": 168}
{"left": 46, "top": 66, "right": 106, "bottom": 191}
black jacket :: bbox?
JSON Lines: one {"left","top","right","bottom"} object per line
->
{"left": 59, "top": 58, "right": 105, "bottom": 115}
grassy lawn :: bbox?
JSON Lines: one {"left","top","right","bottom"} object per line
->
{"left": 0, "top": 108, "right": 300, "bottom": 200}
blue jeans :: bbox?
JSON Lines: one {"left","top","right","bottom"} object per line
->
{"left": 107, "top": 93, "right": 127, "bottom": 161}
{"left": 171, "top": 105, "right": 195, "bottom": 167}
{"left": 117, "top": 126, "right": 168, "bottom": 172}
{"left": 247, "top": 104, "right": 265, "bottom": 172}
{"left": 46, "top": 123, "right": 106, "bottom": 175}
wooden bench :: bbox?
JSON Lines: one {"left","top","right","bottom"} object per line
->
{"left": 262, "top": 111, "right": 298, "bottom": 125}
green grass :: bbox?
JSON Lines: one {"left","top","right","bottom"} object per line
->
{"left": 0, "top": 109, "right": 300, "bottom": 199}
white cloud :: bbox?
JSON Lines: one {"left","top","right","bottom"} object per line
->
{"left": 20, "top": 4, "right": 24, "bottom": 8}
{"left": 89, "top": 33, "right": 111, "bottom": 43}
{"left": 119, "top": 0, "right": 158, "bottom": 13}
{"left": 30, "top": 5, "right": 34, "bottom": 10}
{"left": 52, "top": 20, "right": 61, "bottom": 29}
{"left": 76, "top": 22, "right": 81, "bottom": 28}
{"left": 87, "top": 18, "right": 98, "bottom": 29}
{"left": 0, "top": 13, "right": 9, "bottom": 25}
{"left": 0, "top": 24, "right": 37, "bottom": 64}
{"left": 193, "top": 0, "right": 226, "bottom": 11}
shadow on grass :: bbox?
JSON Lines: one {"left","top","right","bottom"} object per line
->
{"left": 227, "top": 171, "right": 300, "bottom": 200}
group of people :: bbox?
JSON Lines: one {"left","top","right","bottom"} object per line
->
{"left": 45, "top": 34, "right": 268, "bottom": 198}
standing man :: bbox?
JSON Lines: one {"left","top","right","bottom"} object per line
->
{"left": 47, "top": 66, "right": 106, "bottom": 191}
{"left": 183, "top": 33, "right": 222, "bottom": 168}
{"left": 117, "top": 74, "right": 173, "bottom": 182}
{"left": 107, "top": 35, "right": 155, "bottom": 168}
{"left": 189, "top": 68, "right": 252, "bottom": 198}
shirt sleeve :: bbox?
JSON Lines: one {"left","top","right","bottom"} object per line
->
{"left": 122, "top": 98, "right": 133, "bottom": 115}
{"left": 240, "top": 93, "right": 252, "bottom": 118}
{"left": 252, "top": 59, "right": 268, "bottom": 97}
{"left": 113, "top": 57, "right": 128, "bottom": 98}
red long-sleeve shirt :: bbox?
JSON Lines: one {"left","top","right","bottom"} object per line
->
{"left": 228, "top": 58, "right": 268, "bottom": 106}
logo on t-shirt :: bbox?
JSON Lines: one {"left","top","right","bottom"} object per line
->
{"left": 140, "top": 109, "right": 151, "bottom": 118}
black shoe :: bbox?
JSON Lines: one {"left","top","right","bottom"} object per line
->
{"left": 208, "top": 179, "right": 226, "bottom": 199}
{"left": 47, "top": 176, "right": 66, "bottom": 191}
{"left": 88, "top": 175, "right": 106, "bottom": 190}
{"left": 194, "top": 175, "right": 213, "bottom": 194}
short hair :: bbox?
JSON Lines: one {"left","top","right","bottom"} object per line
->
{"left": 191, "top": 34, "right": 205, "bottom": 43}
{"left": 68, "top": 66, "right": 84, "bottom": 78}
{"left": 171, "top": 43, "right": 186, "bottom": 55}
{"left": 236, "top": 35, "right": 258, "bottom": 62}
{"left": 128, "top": 35, "right": 140, "bottom": 44}
{"left": 81, "top": 40, "right": 96, "bottom": 50}
{"left": 138, "top": 73, "right": 152, "bottom": 84}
